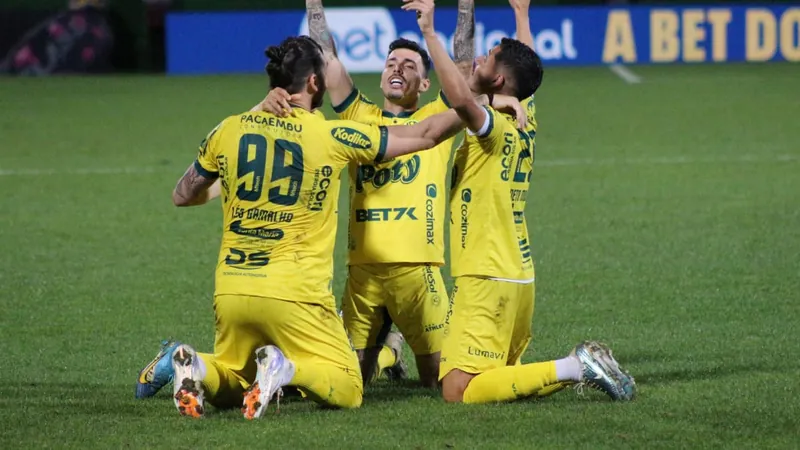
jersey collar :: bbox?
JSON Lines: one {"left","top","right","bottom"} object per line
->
{"left": 381, "top": 109, "right": 416, "bottom": 119}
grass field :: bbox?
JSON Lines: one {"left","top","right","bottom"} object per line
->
{"left": 1, "top": 63, "right": 799, "bottom": 449}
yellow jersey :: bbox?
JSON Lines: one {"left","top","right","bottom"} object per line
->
{"left": 195, "top": 108, "right": 388, "bottom": 308}
{"left": 334, "top": 88, "right": 455, "bottom": 266}
{"left": 449, "top": 97, "right": 538, "bottom": 280}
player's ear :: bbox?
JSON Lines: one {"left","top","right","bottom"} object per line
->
{"left": 419, "top": 77, "right": 431, "bottom": 93}
{"left": 307, "top": 73, "right": 320, "bottom": 94}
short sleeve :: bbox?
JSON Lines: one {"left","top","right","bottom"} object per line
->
{"left": 521, "top": 95, "right": 537, "bottom": 132}
{"left": 326, "top": 120, "right": 389, "bottom": 165}
{"left": 468, "top": 106, "right": 515, "bottom": 154}
{"left": 417, "top": 90, "right": 452, "bottom": 117}
{"left": 195, "top": 121, "right": 223, "bottom": 178}
{"left": 332, "top": 88, "right": 382, "bottom": 122}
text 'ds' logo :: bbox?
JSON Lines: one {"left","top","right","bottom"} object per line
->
{"left": 331, "top": 127, "right": 372, "bottom": 150}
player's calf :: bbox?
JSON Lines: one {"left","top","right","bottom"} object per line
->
{"left": 414, "top": 352, "right": 440, "bottom": 389}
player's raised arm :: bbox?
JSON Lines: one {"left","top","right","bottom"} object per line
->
{"left": 403, "top": 0, "right": 487, "bottom": 134}
{"left": 306, "top": 0, "right": 354, "bottom": 106}
{"left": 454, "top": 0, "right": 475, "bottom": 80}
{"left": 509, "top": 0, "right": 534, "bottom": 49}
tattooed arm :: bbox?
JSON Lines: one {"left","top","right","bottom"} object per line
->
{"left": 172, "top": 162, "right": 219, "bottom": 207}
{"left": 453, "top": 0, "right": 475, "bottom": 80}
{"left": 509, "top": 0, "right": 534, "bottom": 49}
{"left": 306, "top": 0, "right": 354, "bottom": 107}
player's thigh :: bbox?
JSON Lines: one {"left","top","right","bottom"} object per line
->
{"left": 341, "top": 265, "right": 391, "bottom": 350}
{"left": 439, "top": 277, "right": 517, "bottom": 380}
{"left": 264, "top": 299, "right": 361, "bottom": 380}
{"left": 507, "top": 282, "right": 535, "bottom": 366}
{"left": 210, "top": 295, "right": 264, "bottom": 382}
{"left": 387, "top": 264, "right": 448, "bottom": 355}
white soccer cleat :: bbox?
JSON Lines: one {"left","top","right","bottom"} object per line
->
{"left": 242, "top": 345, "right": 296, "bottom": 419}
{"left": 171, "top": 344, "right": 205, "bottom": 418}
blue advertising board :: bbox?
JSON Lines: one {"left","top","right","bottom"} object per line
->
{"left": 166, "top": 5, "right": 800, "bottom": 74}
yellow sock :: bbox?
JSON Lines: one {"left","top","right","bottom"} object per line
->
{"left": 376, "top": 345, "right": 397, "bottom": 373}
{"left": 536, "top": 382, "right": 570, "bottom": 398}
{"left": 291, "top": 361, "right": 363, "bottom": 409}
{"left": 462, "top": 361, "right": 558, "bottom": 404}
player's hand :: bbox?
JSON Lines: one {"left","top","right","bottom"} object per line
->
{"left": 252, "top": 87, "right": 299, "bottom": 117}
{"left": 509, "top": 0, "right": 530, "bottom": 13}
{"left": 492, "top": 94, "right": 528, "bottom": 130}
{"left": 401, "top": 0, "right": 435, "bottom": 35}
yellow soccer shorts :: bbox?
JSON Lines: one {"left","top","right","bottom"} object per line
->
{"left": 198, "top": 294, "right": 362, "bottom": 408}
{"left": 439, "top": 276, "right": 535, "bottom": 380}
{"left": 341, "top": 263, "right": 448, "bottom": 356}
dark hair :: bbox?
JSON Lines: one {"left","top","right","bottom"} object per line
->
{"left": 388, "top": 38, "right": 432, "bottom": 75}
{"left": 265, "top": 36, "right": 325, "bottom": 94}
{"left": 495, "top": 38, "right": 543, "bottom": 99}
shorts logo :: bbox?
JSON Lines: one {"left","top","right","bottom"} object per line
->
{"left": 422, "top": 265, "right": 438, "bottom": 294}
{"left": 461, "top": 188, "right": 472, "bottom": 203}
{"left": 424, "top": 323, "right": 444, "bottom": 332}
{"left": 468, "top": 346, "right": 506, "bottom": 360}
{"left": 331, "top": 127, "right": 372, "bottom": 150}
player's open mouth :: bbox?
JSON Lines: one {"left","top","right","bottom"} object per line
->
{"left": 389, "top": 77, "right": 404, "bottom": 88}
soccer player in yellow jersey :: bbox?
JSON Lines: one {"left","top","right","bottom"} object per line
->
{"left": 256, "top": 0, "right": 482, "bottom": 387}
{"left": 404, "top": 0, "right": 637, "bottom": 404}
{"left": 143, "top": 35, "right": 464, "bottom": 419}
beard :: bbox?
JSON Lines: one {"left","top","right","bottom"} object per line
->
{"left": 311, "top": 88, "right": 325, "bottom": 110}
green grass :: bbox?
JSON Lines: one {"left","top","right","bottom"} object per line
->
{"left": 1, "top": 63, "right": 799, "bottom": 448}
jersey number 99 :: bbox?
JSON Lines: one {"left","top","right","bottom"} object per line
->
{"left": 236, "top": 134, "right": 304, "bottom": 206}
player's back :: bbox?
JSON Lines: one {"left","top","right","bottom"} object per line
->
{"left": 196, "top": 108, "right": 388, "bottom": 307}
{"left": 449, "top": 98, "right": 537, "bottom": 281}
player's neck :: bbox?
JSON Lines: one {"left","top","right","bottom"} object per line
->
{"left": 288, "top": 96, "right": 314, "bottom": 112}
{"left": 382, "top": 98, "right": 418, "bottom": 116}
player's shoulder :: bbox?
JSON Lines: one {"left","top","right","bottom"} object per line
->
{"left": 333, "top": 87, "right": 378, "bottom": 114}
{"left": 415, "top": 91, "right": 449, "bottom": 115}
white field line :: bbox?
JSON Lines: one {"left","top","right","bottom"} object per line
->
{"left": 0, "top": 154, "right": 797, "bottom": 177}
{"left": 609, "top": 64, "right": 642, "bottom": 84}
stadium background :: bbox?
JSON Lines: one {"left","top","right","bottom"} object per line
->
{"left": 1, "top": 0, "right": 798, "bottom": 448}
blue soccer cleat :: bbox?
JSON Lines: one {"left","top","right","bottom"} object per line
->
{"left": 572, "top": 341, "right": 636, "bottom": 401}
{"left": 136, "top": 339, "right": 180, "bottom": 399}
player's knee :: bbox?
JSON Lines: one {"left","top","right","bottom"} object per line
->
{"left": 339, "top": 392, "right": 363, "bottom": 409}
{"left": 441, "top": 369, "right": 473, "bottom": 403}
{"left": 340, "top": 382, "right": 364, "bottom": 409}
